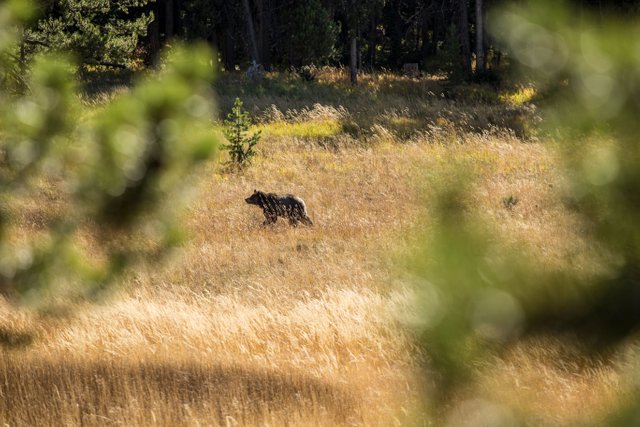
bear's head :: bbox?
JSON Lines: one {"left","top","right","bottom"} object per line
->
{"left": 245, "top": 190, "right": 264, "bottom": 206}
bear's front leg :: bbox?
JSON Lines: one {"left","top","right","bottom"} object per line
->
{"left": 263, "top": 213, "right": 277, "bottom": 225}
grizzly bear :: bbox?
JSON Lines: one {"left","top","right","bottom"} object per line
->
{"left": 245, "top": 190, "right": 313, "bottom": 226}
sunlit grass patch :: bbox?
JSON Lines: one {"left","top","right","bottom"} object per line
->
{"left": 0, "top": 126, "right": 620, "bottom": 426}
{"left": 256, "top": 119, "right": 342, "bottom": 138}
{"left": 500, "top": 85, "right": 537, "bottom": 105}
{"left": 3, "top": 60, "right": 627, "bottom": 427}
{"left": 388, "top": 117, "right": 418, "bottom": 127}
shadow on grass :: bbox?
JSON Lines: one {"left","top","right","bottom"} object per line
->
{"left": 0, "top": 358, "right": 357, "bottom": 425}
{"left": 79, "top": 69, "right": 137, "bottom": 99}
{"left": 214, "top": 71, "right": 369, "bottom": 115}
{"left": 0, "top": 327, "right": 34, "bottom": 348}
{"left": 215, "top": 72, "right": 538, "bottom": 141}
{"left": 76, "top": 69, "right": 537, "bottom": 140}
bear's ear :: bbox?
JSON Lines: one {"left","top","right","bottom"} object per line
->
{"left": 253, "top": 189, "right": 257, "bottom": 193}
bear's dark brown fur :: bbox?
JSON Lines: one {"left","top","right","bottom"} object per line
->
{"left": 245, "top": 190, "right": 313, "bottom": 226}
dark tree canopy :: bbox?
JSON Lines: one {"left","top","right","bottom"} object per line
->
{"left": 26, "top": 0, "right": 153, "bottom": 67}
{"left": 18, "top": 0, "right": 640, "bottom": 76}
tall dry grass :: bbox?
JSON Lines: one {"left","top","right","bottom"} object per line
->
{"left": 0, "top": 71, "right": 630, "bottom": 426}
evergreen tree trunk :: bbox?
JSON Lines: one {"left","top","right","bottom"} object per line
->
{"left": 165, "top": 0, "right": 175, "bottom": 39}
{"left": 148, "top": 3, "right": 161, "bottom": 64}
{"left": 388, "top": 0, "right": 403, "bottom": 68}
{"left": 475, "top": 0, "right": 485, "bottom": 73}
{"left": 241, "top": 0, "right": 260, "bottom": 63}
{"left": 420, "top": 3, "right": 430, "bottom": 63}
{"left": 350, "top": 36, "right": 357, "bottom": 85}
{"left": 457, "top": 0, "right": 472, "bottom": 79}
{"left": 211, "top": 0, "right": 236, "bottom": 71}
{"left": 219, "top": 3, "right": 236, "bottom": 71}
{"left": 493, "top": 49, "right": 502, "bottom": 70}
{"left": 222, "top": 29, "right": 236, "bottom": 71}
{"left": 257, "top": 0, "right": 272, "bottom": 69}
{"left": 173, "top": 0, "right": 182, "bottom": 36}
{"left": 368, "top": 16, "right": 376, "bottom": 70}
{"left": 434, "top": 13, "right": 445, "bottom": 55}
{"left": 18, "top": 30, "right": 27, "bottom": 92}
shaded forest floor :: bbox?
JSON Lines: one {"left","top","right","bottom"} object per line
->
{"left": 1, "top": 69, "right": 632, "bottom": 425}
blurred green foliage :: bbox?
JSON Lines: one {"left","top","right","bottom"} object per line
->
{"left": 0, "top": 1, "right": 218, "bottom": 310}
{"left": 415, "top": 0, "right": 640, "bottom": 424}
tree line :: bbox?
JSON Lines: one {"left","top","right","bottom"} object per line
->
{"left": 19, "top": 0, "right": 640, "bottom": 82}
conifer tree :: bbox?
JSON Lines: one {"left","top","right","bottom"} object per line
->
{"left": 284, "top": 0, "right": 338, "bottom": 66}
{"left": 222, "top": 97, "right": 260, "bottom": 168}
{"left": 25, "top": 0, "right": 153, "bottom": 67}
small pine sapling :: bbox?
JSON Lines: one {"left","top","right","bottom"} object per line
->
{"left": 502, "top": 195, "right": 519, "bottom": 210}
{"left": 223, "top": 98, "right": 261, "bottom": 167}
